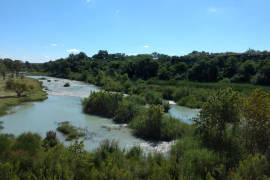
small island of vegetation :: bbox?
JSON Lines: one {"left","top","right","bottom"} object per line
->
{"left": 57, "top": 121, "right": 85, "bottom": 141}
{"left": 64, "top": 82, "right": 70, "bottom": 87}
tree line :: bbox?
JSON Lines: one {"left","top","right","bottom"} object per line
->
{"left": 36, "top": 49, "right": 270, "bottom": 85}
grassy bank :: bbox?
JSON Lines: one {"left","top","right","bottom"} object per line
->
{"left": 0, "top": 76, "right": 47, "bottom": 116}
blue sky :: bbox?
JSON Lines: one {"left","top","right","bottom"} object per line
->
{"left": 0, "top": 0, "right": 270, "bottom": 63}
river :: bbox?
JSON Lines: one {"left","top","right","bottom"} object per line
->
{"left": 0, "top": 76, "right": 199, "bottom": 153}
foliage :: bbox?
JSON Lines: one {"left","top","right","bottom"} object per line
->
{"left": 83, "top": 91, "right": 123, "bottom": 118}
{"left": 170, "top": 137, "right": 225, "bottom": 179}
{"left": 5, "top": 79, "right": 28, "bottom": 97}
{"left": 130, "top": 105, "right": 187, "bottom": 141}
{"left": 229, "top": 154, "right": 270, "bottom": 179}
{"left": 144, "top": 91, "right": 163, "bottom": 105}
{"left": 113, "top": 100, "right": 140, "bottom": 124}
{"left": 242, "top": 89, "right": 270, "bottom": 154}
{"left": 162, "top": 102, "right": 170, "bottom": 113}
{"left": 57, "top": 122, "right": 85, "bottom": 141}
{"left": 161, "top": 87, "right": 175, "bottom": 100}
{"left": 64, "top": 82, "right": 70, "bottom": 87}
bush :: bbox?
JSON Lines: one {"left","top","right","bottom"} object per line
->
{"left": 43, "top": 131, "right": 57, "bottom": 148}
{"left": 230, "top": 154, "right": 269, "bottom": 179}
{"left": 83, "top": 91, "right": 123, "bottom": 118}
{"left": 125, "top": 95, "right": 146, "bottom": 105}
{"left": 12, "top": 133, "right": 41, "bottom": 156}
{"left": 130, "top": 105, "right": 163, "bottom": 140}
{"left": 57, "top": 122, "right": 85, "bottom": 141}
{"left": 161, "top": 87, "right": 175, "bottom": 100}
{"left": 130, "top": 105, "right": 187, "bottom": 141}
{"left": 162, "top": 102, "right": 170, "bottom": 113}
{"left": 161, "top": 116, "right": 189, "bottom": 141}
{"left": 5, "top": 79, "right": 28, "bottom": 97}
{"left": 64, "top": 82, "right": 70, "bottom": 87}
{"left": 170, "top": 137, "right": 225, "bottom": 179}
{"left": 113, "top": 100, "right": 140, "bottom": 124}
{"left": 145, "top": 91, "right": 162, "bottom": 105}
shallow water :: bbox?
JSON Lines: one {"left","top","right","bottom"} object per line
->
{"left": 0, "top": 76, "right": 199, "bottom": 153}
{"left": 169, "top": 105, "right": 200, "bottom": 124}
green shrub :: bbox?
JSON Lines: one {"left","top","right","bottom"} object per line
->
{"left": 161, "top": 87, "right": 175, "bottom": 100}
{"left": 161, "top": 116, "right": 188, "bottom": 141}
{"left": 170, "top": 137, "right": 225, "bottom": 179}
{"left": 57, "top": 122, "right": 85, "bottom": 141}
{"left": 113, "top": 100, "right": 140, "bottom": 124}
{"left": 64, "top": 82, "right": 70, "bottom": 87}
{"left": 230, "top": 154, "right": 269, "bottom": 179}
{"left": 173, "top": 87, "right": 190, "bottom": 101}
{"left": 125, "top": 94, "right": 146, "bottom": 105}
{"left": 162, "top": 102, "right": 170, "bottom": 113}
{"left": 130, "top": 105, "right": 187, "bottom": 141}
{"left": 145, "top": 91, "right": 162, "bottom": 105}
{"left": 83, "top": 91, "right": 123, "bottom": 118}
{"left": 12, "top": 133, "right": 41, "bottom": 156}
{"left": 130, "top": 105, "right": 163, "bottom": 140}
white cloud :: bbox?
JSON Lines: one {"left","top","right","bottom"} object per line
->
{"left": 51, "top": 43, "right": 57, "bottom": 47}
{"left": 86, "top": 0, "right": 92, "bottom": 3}
{"left": 66, "top": 49, "right": 80, "bottom": 53}
{"left": 208, "top": 8, "right": 217, "bottom": 13}
{"left": 143, "top": 45, "right": 150, "bottom": 49}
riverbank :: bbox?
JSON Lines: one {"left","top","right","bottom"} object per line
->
{"left": 0, "top": 76, "right": 47, "bottom": 116}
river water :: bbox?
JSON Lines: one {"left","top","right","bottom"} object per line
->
{"left": 0, "top": 76, "right": 199, "bottom": 153}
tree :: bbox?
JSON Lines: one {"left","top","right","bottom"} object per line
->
{"left": 242, "top": 89, "right": 270, "bottom": 154}
{"left": 5, "top": 79, "right": 28, "bottom": 97}
{"left": 195, "top": 88, "right": 241, "bottom": 150}
{"left": 92, "top": 50, "right": 109, "bottom": 59}
{"left": 224, "top": 57, "right": 238, "bottom": 78}
{"left": 13, "top": 60, "right": 23, "bottom": 77}
{"left": 238, "top": 60, "right": 257, "bottom": 82}
{"left": 0, "top": 63, "right": 7, "bottom": 80}
{"left": 195, "top": 88, "right": 243, "bottom": 166}
{"left": 171, "top": 62, "right": 188, "bottom": 75}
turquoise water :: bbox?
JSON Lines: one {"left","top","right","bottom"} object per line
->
{"left": 0, "top": 76, "right": 199, "bottom": 152}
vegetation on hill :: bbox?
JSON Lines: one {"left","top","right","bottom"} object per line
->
{"left": 21, "top": 49, "right": 270, "bottom": 108}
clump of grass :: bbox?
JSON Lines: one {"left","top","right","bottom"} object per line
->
{"left": 64, "top": 82, "right": 70, "bottom": 87}
{"left": 0, "top": 121, "right": 3, "bottom": 130}
{"left": 57, "top": 121, "right": 85, "bottom": 141}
